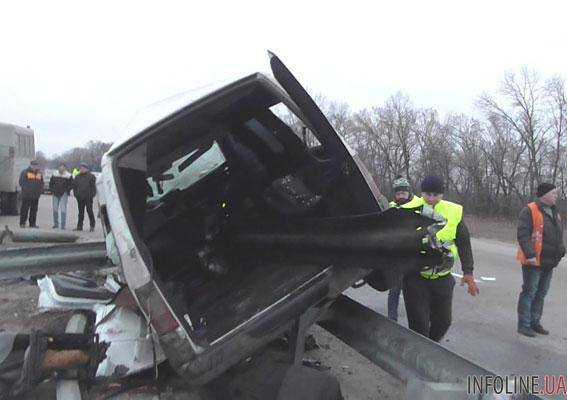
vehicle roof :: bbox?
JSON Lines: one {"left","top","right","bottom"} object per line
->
{"left": 107, "top": 73, "right": 282, "bottom": 156}
{"left": 0, "top": 122, "right": 34, "bottom": 136}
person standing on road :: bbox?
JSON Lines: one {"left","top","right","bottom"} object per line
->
{"left": 48, "top": 163, "right": 73, "bottom": 229}
{"left": 386, "top": 176, "right": 417, "bottom": 322}
{"left": 73, "top": 163, "right": 97, "bottom": 232}
{"left": 401, "top": 176, "right": 479, "bottom": 342}
{"left": 516, "top": 183, "right": 565, "bottom": 337}
{"left": 18, "top": 160, "right": 44, "bottom": 228}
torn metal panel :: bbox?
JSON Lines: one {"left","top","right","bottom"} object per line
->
{"left": 94, "top": 304, "right": 166, "bottom": 378}
{"left": 36, "top": 273, "right": 164, "bottom": 379}
{"left": 38, "top": 275, "right": 115, "bottom": 311}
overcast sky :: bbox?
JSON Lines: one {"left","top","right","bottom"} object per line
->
{"left": 1, "top": 0, "right": 566, "bottom": 156}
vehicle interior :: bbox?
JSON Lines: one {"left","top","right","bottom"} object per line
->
{"left": 114, "top": 78, "right": 381, "bottom": 342}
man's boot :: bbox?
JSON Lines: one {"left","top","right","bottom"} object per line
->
{"left": 73, "top": 226, "right": 83, "bottom": 232}
{"left": 517, "top": 326, "right": 537, "bottom": 337}
{"left": 532, "top": 324, "right": 549, "bottom": 335}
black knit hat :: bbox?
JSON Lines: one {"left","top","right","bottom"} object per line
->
{"left": 537, "top": 182, "right": 556, "bottom": 198}
{"left": 421, "top": 175, "right": 444, "bottom": 194}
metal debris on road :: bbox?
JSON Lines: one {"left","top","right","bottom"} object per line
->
{"left": 1, "top": 225, "right": 79, "bottom": 244}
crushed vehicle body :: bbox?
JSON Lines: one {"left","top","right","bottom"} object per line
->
{"left": 0, "top": 53, "right": 520, "bottom": 399}
{"left": 95, "top": 52, "right": 446, "bottom": 384}
{"left": 0, "top": 329, "right": 108, "bottom": 399}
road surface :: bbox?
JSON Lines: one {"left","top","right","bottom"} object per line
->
{"left": 1, "top": 193, "right": 104, "bottom": 241}
{"left": 346, "top": 238, "right": 567, "bottom": 381}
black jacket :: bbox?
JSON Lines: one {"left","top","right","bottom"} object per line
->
{"left": 19, "top": 168, "right": 44, "bottom": 199}
{"left": 455, "top": 221, "right": 474, "bottom": 275}
{"left": 49, "top": 170, "right": 73, "bottom": 197}
{"left": 518, "top": 201, "right": 565, "bottom": 268}
{"left": 73, "top": 171, "right": 97, "bottom": 200}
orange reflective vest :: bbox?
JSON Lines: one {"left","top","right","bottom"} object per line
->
{"left": 516, "top": 202, "right": 544, "bottom": 266}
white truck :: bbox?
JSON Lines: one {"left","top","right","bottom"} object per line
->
{"left": 0, "top": 122, "right": 35, "bottom": 215}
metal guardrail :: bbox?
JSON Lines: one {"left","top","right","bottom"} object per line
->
{"left": 0, "top": 241, "right": 109, "bottom": 280}
{"left": 318, "top": 295, "right": 542, "bottom": 400}
{"left": 0, "top": 226, "right": 80, "bottom": 244}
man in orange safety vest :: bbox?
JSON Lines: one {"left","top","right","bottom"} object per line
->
{"left": 517, "top": 182, "right": 565, "bottom": 337}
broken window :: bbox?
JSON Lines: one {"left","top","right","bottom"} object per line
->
{"left": 269, "top": 103, "right": 321, "bottom": 148}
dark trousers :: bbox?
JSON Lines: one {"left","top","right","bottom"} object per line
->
{"left": 20, "top": 197, "right": 39, "bottom": 226}
{"left": 517, "top": 265, "right": 553, "bottom": 329}
{"left": 402, "top": 273, "right": 455, "bottom": 342}
{"left": 387, "top": 277, "right": 403, "bottom": 321}
{"left": 77, "top": 197, "right": 95, "bottom": 229}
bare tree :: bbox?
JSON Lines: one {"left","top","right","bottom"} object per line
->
{"left": 545, "top": 76, "right": 567, "bottom": 183}
{"left": 478, "top": 68, "right": 549, "bottom": 193}
{"left": 381, "top": 93, "right": 417, "bottom": 185}
{"left": 50, "top": 141, "right": 112, "bottom": 171}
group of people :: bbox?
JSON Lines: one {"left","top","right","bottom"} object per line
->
{"left": 18, "top": 160, "right": 564, "bottom": 340}
{"left": 385, "top": 175, "right": 563, "bottom": 341}
{"left": 18, "top": 160, "right": 98, "bottom": 231}
{"left": 384, "top": 175, "right": 478, "bottom": 342}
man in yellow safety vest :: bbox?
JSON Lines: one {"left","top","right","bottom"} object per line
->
{"left": 400, "top": 175, "right": 479, "bottom": 342}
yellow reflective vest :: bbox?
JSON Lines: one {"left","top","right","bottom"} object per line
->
{"left": 400, "top": 197, "right": 463, "bottom": 279}
{"left": 388, "top": 195, "right": 419, "bottom": 209}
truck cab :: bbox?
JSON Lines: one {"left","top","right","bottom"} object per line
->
{"left": 0, "top": 122, "right": 35, "bottom": 215}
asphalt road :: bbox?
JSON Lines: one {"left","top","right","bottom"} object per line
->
{"left": 1, "top": 194, "right": 104, "bottom": 242}
{"left": 346, "top": 238, "right": 567, "bottom": 379}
